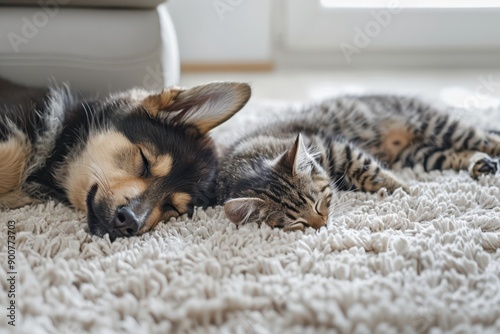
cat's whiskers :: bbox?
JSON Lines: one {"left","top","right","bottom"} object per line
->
{"left": 331, "top": 170, "right": 350, "bottom": 190}
{"left": 309, "top": 150, "right": 322, "bottom": 160}
{"left": 327, "top": 190, "right": 356, "bottom": 222}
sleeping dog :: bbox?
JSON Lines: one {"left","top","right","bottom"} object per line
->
{"left": 0, "top": 78, "right": 250, "bottom": 240}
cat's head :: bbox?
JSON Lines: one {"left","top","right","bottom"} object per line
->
{"left": 224, "top": 134, "right": 333, "bottom": 231}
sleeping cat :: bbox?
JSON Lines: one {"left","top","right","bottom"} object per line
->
{"left": 216, "top": 95, "right": 500, "bottom": 231}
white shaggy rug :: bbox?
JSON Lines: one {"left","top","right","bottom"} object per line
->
{"left": 1, "top": 99, "right": 500, "bottom": 334}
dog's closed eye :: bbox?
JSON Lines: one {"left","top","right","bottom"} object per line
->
{"left": 139, "top": 148, "right": 150, "bottom": 177}
{"left": 163, "top": 203, "right": 178, "bottom": 213}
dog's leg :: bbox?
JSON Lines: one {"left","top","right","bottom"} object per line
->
{"left": 0, "top": 189, "right": 40, "bottom": 209}
{"left": 0, "top": 136, "right": 28, "bottom": 193}
{"left": 0, "top": 135, "right": 36, "bottom": 209}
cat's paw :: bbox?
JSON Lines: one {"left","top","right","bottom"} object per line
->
{"left": 282, "top": 222, "right": 306, "bottom": 232}
{"left": 368, "top": 170, "right": 409, "bottom": 194}
{"left": 470, "top": 156, "right": 499, "bottom": 179}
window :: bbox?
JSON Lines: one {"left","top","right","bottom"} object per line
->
{"left": 279, "top": 0, "right": 500, "bottom": 67}
{"left": 320, "top": 0, "right": 500, "bottom": 9}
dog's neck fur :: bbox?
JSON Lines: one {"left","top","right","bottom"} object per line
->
{"left": 25, "top": 90, "right": 114, "bottom": 205}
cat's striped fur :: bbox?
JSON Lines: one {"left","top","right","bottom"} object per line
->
{"left": 216, "top": 95, "right": 500, "bottom": 231}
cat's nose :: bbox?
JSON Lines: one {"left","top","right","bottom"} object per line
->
{"left": 308, "top": 215, "right": 327, "bottom": 230}
{"left": 113, "top": 206, "right": 140, "bottom": 236}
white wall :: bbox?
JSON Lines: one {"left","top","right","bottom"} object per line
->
{"left": 167, "top": 0, "right": 272, "bottom": 63}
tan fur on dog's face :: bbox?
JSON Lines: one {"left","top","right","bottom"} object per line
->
{"left": 64, "top": 82, "right": 251, "bottom": 240}
{"left": 64, "top": 127, "right": 202, "bottom": 239}
{"left": 63, "top": 126, "right": 206, "bottom": 238}
{"left": 65, "top": 131, "right": 139, "bottom": 212}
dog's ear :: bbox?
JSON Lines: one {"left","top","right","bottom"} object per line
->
{"left": 142, "top": 82, "right": 251, "bottom": 134}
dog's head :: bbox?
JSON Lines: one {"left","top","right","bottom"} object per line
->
{"left": 64, "top": 82, "right": 251, "bottom": 240}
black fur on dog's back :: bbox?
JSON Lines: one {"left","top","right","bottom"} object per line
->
{"left": 0, "top": 78, "right": 48, "bottom": 143}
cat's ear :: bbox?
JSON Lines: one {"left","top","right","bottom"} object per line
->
{"left": 224, "top": 197, "right": 264, "bottom": 225}
{"left": 276, "top": 133, "right": 312, "bottom": 176}
{"left": 142, "top": 82, "right": 251, "bottom": 134}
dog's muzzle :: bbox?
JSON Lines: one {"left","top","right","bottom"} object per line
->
{"left": 113, "top": 206, "right": 140, "bottom": 237}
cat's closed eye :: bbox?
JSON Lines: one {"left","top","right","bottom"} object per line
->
{"left": 314, "top": 201, "right": 324, "bottom": 216}
{"left": 283, "top": 219, "right": 308, "bottom": 232}
{"left": 295, "top": 218, "right": 308, "bottom": 226}
{"left": 314, "top": 198, "right": 331, "bottom": 217}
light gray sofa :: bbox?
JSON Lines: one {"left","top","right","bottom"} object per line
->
{"left": 0, "top": 0, "right": 179, "bottom": 93}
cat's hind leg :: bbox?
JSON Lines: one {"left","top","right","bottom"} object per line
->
{"left": 449, "top": 127, "right": 500, "bottom": 157}
{"left": 326, "top": 139, "right": 408, "bottom": 193}
{"left": 388, "top": 112, "right": 500, "bottom": 179}
{"left": 413, "top": 113, "right": 500, "bottom": 157}
{"left": 360, "top": 116, "right": 500, "bottom": 167}
{"left": 394, "top": 144, "right": 499, "bottom": 179}
{"left": 450, "top": 127, "right": 500, "bottom": 178}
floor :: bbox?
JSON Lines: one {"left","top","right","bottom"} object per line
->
{"left": 180, "top": 68, "right": 500, "bottom": 109}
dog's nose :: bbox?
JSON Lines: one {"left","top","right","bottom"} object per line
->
{"left": 113, "top": 206, "right": 140, "bottom": 236}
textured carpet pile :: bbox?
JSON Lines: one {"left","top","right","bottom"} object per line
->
{"left": 1, "top": 99, "right": 500, "bottom": 333}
